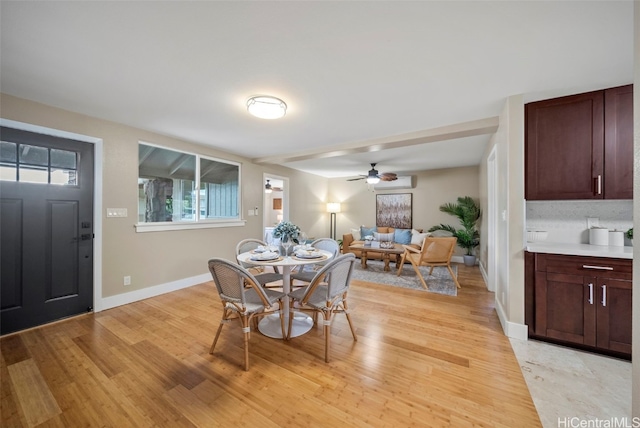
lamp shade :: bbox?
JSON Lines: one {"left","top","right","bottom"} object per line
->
{"left": 326, "top": 202, "right": 341, "bottom": 213}
{"left": 247, "top": 96, "right": 287, "bottom": 119}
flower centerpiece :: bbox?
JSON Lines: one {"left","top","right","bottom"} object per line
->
{"left": 273, "top": 220, "right": 301, "bottom": 244}
{"left": 273, "top": 220, "right": 301, "bottom": 256}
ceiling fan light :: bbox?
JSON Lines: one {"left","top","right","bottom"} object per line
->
{"left": 366, "top": 176, "right": 380, "bottom": 184}
{"left": 265, "top": 179, "right": 273, "bottom": 193}
{"left": 247, "top": 96, "right": 287, "bottom": 119}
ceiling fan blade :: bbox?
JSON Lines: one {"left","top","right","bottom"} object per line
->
{"left": 379, "top": 172, "right": 398, "bottom": 181}
{"left": 347, "top": 176, "right": 366, "bottom": 181}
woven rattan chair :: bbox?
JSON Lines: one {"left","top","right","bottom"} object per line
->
{"left": 236, "top": 238, "right": 283, "bottom": 288}
{"left": 290, "top": 238, "right": 340, "bottom": 287}
{"left": 396, "top": 236, "right": 461, "bottom": 290}
{"left": 286, "top": 253, "right": 357, "bottom": 362}
{"left": 208, "top": 258, "right": 286, "bottom": 371}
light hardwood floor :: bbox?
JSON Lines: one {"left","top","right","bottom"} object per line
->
{"left": 1, "top": 264, "right": 540, "bottom": 427}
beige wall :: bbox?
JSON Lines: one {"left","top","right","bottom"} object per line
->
{"left": 479, "top": 94, "right": 526, "bottom": 336}
{"left": 328, "top": 166, "right": 481, "bottom": 258}
{"left": 0, "top": 93, "right": 328, "bottom": 302}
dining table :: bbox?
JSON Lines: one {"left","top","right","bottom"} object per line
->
{"left": 236, "top": 248, "right": 334, "bottom": 339}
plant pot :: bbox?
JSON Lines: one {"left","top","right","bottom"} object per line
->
{"left": 463, "top": 255, "right": 476, "bottom": 267}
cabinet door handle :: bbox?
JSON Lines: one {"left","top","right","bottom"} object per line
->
{"left": 588, "top": 283, "right": 593, "bottom": 305}
{"left": 601, "top": 285, "right": 607, "bottom": 307}
{"left": 595, "top": 175, "right": 602, "bottom": 195}
{"left": 582, "top": 265, "right": 614, "bottom": 271}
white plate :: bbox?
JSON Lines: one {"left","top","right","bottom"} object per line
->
{"left": 295, "top": 252, "right": 322, "bottom": 259}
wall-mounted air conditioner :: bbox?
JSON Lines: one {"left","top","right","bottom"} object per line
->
{"left": 373, "top": 176, "right": 414, "bottom": 190}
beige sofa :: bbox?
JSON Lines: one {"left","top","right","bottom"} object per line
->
{"left": 342, "top": 226, "right": 424, "bottom": 260}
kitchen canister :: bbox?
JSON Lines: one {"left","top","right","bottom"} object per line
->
{"left": 608, "top": 230, "right": 624, "bottom": 247}
{"left": 589, "top": 227, "right": 609, "bottom": 246}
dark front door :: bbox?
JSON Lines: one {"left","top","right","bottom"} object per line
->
{"left": 1, "top": 127, "right": 94, "bottom": 335}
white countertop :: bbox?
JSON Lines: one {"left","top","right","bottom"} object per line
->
{"left": 526, "top": 242, "right": 633, "bottom": 259}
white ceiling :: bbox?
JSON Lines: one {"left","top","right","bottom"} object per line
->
{"left": 0, "top": 1, "right": 634, "bottom": 179}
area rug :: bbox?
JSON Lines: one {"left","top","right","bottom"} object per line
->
{"left": 351, "top": 259, "right": 458, "bottom": 296}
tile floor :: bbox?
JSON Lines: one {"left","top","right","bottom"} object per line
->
{"left": 510, "top": 338, "right": 632, "bottom": 428}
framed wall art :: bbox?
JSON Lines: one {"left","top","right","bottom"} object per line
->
{"left": 376, "top": 193, "right": 412, "bottom": 229}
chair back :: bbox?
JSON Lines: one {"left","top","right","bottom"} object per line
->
{"left": 208, "top": 258, "right": 272, "bottom": 307}
{"left": 236, "top": 238, "right": 268, "bottom": 269}
{"left": 310, "top": 238, "right": 340, "bottom": 258}
{"left": 302, "top": 253, "right": 356, "bottom": 303}
{"left": 421, "top": 237, "right": 457, "bottom": 263}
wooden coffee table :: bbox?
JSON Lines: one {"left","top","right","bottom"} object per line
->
{"left": 349, "top": 243, "right": 405, "bottom": 272}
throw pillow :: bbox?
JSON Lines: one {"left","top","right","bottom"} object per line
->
{"left": 360, "top": 226, "right": 376, "bottom": 240}
{"left": 350, "top": 228, "right": 361, "bottom": 240}
{"left": 411, "top": 230, "right": 429, "bottom": 246}
{"left": 394, "top": 228, "right": 412, "bottom": 245}
{"left": 373, "top": 232, "right": 394, "bottom": 242}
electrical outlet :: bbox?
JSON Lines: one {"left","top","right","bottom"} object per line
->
{"left": 124, "top": 276, "right": 131, "bottom": 286}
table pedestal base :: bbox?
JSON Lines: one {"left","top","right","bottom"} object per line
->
{"left": 258, "top": 312, "right": 314, "bottom": 339}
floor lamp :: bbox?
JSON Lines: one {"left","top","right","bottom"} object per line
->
{"left": 327, "top": 202, "right": 341, "bottom": 240}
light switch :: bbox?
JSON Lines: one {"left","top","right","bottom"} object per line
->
{"left": 107, "top": 208, "right": 128, "bottom": 217}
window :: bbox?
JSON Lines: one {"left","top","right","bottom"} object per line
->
{"left": 137, "top": 142, "right": 242, "bottom": 231}
{"left": 0, "top": 141, "right": 78, "bottom": 185}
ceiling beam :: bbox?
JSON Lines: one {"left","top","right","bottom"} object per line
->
{"left": 252, "top": 116, "right": 499, "bottom": 165}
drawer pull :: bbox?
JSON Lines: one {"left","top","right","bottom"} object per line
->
{"left": 602, "top": 285, "right": 607, "bottom": 307}
{"left": 596, "top": 175, "right": 602, "bottom": 195}
{"left": 588, "top": 283, "right": 593, "bottom": 305}
{"left": 582, "top": 265, "right": 613, "bottom": 271}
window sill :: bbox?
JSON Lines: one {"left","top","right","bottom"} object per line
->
{"left": 135, "top": 219, "right": 246, "bottom": 233}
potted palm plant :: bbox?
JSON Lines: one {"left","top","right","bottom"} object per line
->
{"left": 428, "top": 196, "right": 481, "bottom": 266}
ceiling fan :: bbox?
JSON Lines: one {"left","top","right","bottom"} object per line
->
{"left": 264, "top": 179, "right": 283, "bottom": 193}
{"left": 347, "top": 163, "right": 398, "bottom": 184}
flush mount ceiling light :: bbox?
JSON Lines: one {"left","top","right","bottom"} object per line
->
{"left": 247, "top": 96, "right": 287, "bottom": 119}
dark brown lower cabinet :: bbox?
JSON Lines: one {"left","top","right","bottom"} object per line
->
{"left": 525, "top": 252, "right": 632, "bottom": 359}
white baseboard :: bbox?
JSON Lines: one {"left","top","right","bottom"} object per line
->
{"left": 495, "top": 299, "right": 528, "bottom": 340}
{"left": 479, "top": 261, "right": 489, "bottom": 285}
{"left": 99, "top": 273, "right": 211, "bottom": 311}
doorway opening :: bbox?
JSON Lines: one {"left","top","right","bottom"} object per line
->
{"left": 263, "top": 174, "right": 288, "bottom": 241}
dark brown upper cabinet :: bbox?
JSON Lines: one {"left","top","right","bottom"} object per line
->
{"left": 603, "top": 85, "right": 634, "bottom": 199}
{"left": 525, "top": 84, "right": 633, "bottom": 200}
